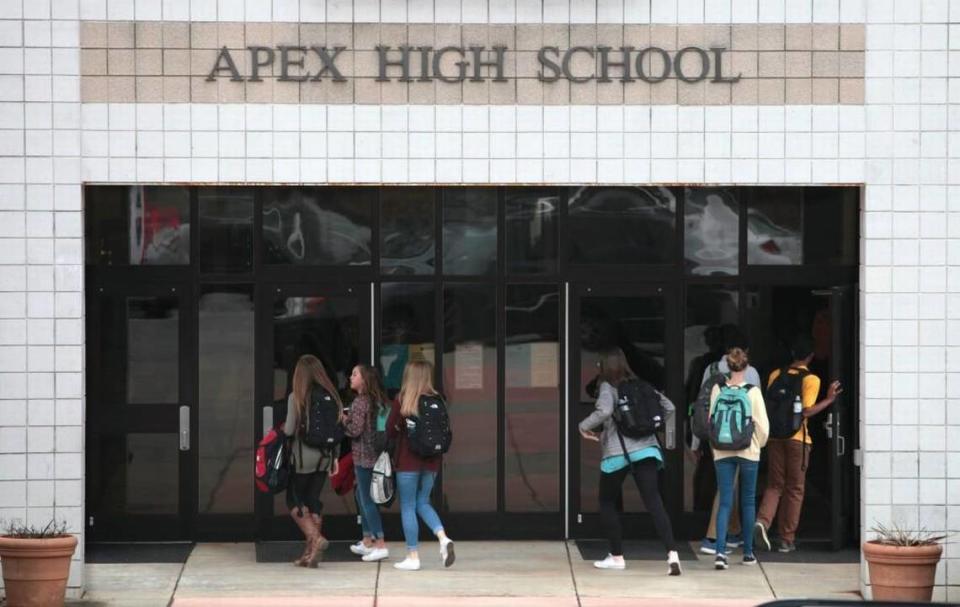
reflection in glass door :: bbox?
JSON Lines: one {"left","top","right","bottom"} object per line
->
{"left": 570, "top": 285, "right": 681, "bottom": 539}
{"left": 86, "top": 282, "right": 193, "bottom": 540}
{"left": 256, "top": 284, "right": 370, "bottom": 540}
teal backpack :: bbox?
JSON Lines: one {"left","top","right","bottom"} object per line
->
{"left": 708, "top": 382, "right": 755, "bottom": 451}
{"left": 373, "top": 405, "right": 391, "bottom": 453}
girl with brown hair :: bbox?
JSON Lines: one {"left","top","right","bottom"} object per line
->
{"left": 282, "top": 354, "right": 342, "bottom": 568}
{"left": 578, "top": 347, "right": 681, "bottom": 575}
{"left": 386, "top": 359, "right": 456, "bottom": 571}
{"left": 344, "top": 363, "right": 390, "bottom": 562}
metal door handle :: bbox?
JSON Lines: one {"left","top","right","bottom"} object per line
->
{"left": 179, "top": 406, "right": 190, "bottom": 451}
{"left": 838, "top": 435, "right": 846, "bottom": 457}
{"left": 263, "top": 405, "right": 274, "bottom": 436}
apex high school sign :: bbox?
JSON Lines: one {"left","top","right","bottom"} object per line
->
{"left": 207, "top": 45, "right": 741, "bottom": 85}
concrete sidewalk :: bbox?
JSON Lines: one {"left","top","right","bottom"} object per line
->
{"left": 76, "top": 541, "right": 862, "bottom": 607}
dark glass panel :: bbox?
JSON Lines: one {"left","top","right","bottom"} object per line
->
{"left": 198, "top": 286, "right": 254, "bottom": 514}
{"left": 745, "top": 188, "right": 804, "bottom": 265}
{"left": 198, "top": 187, "right": 254, "bottom": 271}
{"left": 126, "top": 296, "right": 179, "bottom": 404}
{"left": 682, "top": 286, "right": 739, "bottom": 514}
{"left": 578, "top": 294, "right": 666, "bottom": 512}
{"left": 746, "top": 187, "right": 857, "bottom": 266}
{"left": 271, "top": 291, "right": 362, "bottom": 516}
{"left": 381, "top": 188, "right": 435, "bottom": 275}
{"left": 505, "top": 188, "right": 560, "bottom": 274}
{"left": 442, "top": 284, "right": 497, "bottom": 512}
{"left": 567, "top": 186, "right": 677, "bottom": 264}
{"left": 94, "top": 433, "right": 179, "bottom": 515}
{"left": 262, "top": 187, "right": 373, "bottom": 266}
{"left": 442, "top": 188, "right": 497, "bottom": 275}
{"left": 505, "top": 285, "right": 560, "bottom": 512}
{"left": 85, "top": 186, "right": 190, "bottom": 266}
{"left": 380, "top": 283, "right": 436, "bottom": 394}
{"left": 684, "top": 187, "right": 739, "bottom": 276}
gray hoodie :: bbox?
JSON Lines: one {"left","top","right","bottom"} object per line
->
{"left": 579, "top": 381, "right": 676, "bottom": 459}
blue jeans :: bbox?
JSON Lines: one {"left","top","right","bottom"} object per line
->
{"left": 354, "top": 466, "right": 384, "bottom": 540}
{"left": 396, "top": 470, "right": 444, "bottom": 550}
{"left": 715, "top": 457, "right": 759, "bottom": 557}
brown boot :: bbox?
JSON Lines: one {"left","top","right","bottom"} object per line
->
{"left": 290, "top": 509, "right": 317, "bottom": 567}
{"left": 302, "top": 515, "right": 324, "bottom": 568}
{"left": 313, "top": 514, "right": 330, "bottom": 552}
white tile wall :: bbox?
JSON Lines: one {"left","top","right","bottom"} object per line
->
{"left": 0, "top": 0, "right": 84, "bottom": 596}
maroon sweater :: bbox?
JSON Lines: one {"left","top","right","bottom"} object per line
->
{"left": 386, "top": 398, "right": 441, "bottom": 473}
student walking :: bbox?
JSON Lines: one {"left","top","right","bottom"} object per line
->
{"left": 282, "top": 355, "right": 343, "bottom": 568}
{"left": 754, "top": 335, "right": 842, "bottom": 553}
{"left": 579, "top": 347, "right": 682, "bottom": 576}
{"left": 709, "top": 347, "right": 768, "bottom": 570}
{"left": 692, "top": 328, "right": 763, "bottom": 555}
{"left": 386, "top": 360, "right": 455, "bottom": 571}
{"left": 343, "top": 364, "right": 389, "bottom": 563}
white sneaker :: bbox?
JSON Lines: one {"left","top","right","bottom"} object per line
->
{"left": 667, "top": 550, "right": 682, "bottom": 576}
{"left": 362, "top": 547, "right": 389, "bottom": 562}
{"left": 350, "top": 541, "right": 373, "bottom": 556}
{"left": 593, "top": 554, "right": 626, "bottom": 570}
{"left": 440, "top": 538, "right": 455, "bottom": 568}
{"left": 393, "top": 557, "right": 421, "bottom": 571}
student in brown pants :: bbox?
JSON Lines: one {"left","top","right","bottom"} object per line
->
{"left": 753, "top": 336, "right": 842, "bottom": 553}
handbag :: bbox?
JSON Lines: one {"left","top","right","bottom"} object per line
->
{"left": 370, "top": 450, "right": 395, "bottom": 506}
{"left": 330, "top": 451, "right": 355, "bottom": 496}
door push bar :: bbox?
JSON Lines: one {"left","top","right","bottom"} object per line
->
{"left": 178, "top": 405, "right": 190, "bottom": 451}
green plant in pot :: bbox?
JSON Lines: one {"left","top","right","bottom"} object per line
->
{"left": 863, "top": 522, "right": 946, "bottom": 602}
{"left": 0, "top": 520, "right": 78, "bottom": 607}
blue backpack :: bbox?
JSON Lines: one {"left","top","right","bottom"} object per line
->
{"left": 708, "top": 382, "right": 755, "bottom": 451}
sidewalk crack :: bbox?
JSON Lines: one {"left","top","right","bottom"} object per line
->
{"left": 565, "top": 540, "right": 583, "bottom": 607}
{"left": 758, "top": 558, "right": 777, "bottom": 600}
{"left": 165, "top": 544, "right": 193, "bottom": 607}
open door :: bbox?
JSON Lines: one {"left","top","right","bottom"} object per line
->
{"left": 814, "top": 286, "right": 857, "bottom": 550}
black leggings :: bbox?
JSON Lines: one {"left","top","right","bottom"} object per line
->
{"left": 599, "top": 458, "right": 676, "bottom": 556}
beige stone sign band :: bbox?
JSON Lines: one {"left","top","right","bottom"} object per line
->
{"left": 80, "top": 22, "right": 865, "bottom": 105}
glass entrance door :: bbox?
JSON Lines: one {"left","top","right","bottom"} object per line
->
{"left": 86, "top": 281, "right": 194, "bottom": 540}
{"left": 256, "top": 283, "right": 371, "bottom": 540}
{"left": 569, "top": 284, "right": 682, "bottom": 539}
{"left": 815, "top": 285, "right": 857, "bottom": 549}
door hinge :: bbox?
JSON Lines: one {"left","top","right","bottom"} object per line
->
{"left": 88, "top": 516, "right": 94, "bottom": 527}
{"left": 853, "top": 448, "right": 862, "bottom": 467}
{"left": 577, "top": 513, "right": 582, "bottom": 524}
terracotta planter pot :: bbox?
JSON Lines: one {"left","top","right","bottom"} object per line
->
{"left": 0, "top": 534, "right": 78, "bottom": 607}
{"left": 863, "top": 540, "right": 942, "bottom": 602}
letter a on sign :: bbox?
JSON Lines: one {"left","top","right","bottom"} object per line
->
{"left": 207, "top": 47, "right": 243, "bottom": 82}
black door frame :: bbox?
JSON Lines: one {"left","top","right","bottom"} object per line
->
{"left": 85, "top": 275, "right": 196, "bottom": 541}
{"left": 567, "top": 282, "right": 686, "bottom": 539}
{"left": 84, "top": 184, "right": 861, "bottom": 546}
{"left": 254, "top": 280, "right": 373, "bottom": 541}
{"left": 814, "top": 285, "right": 858, "bottom": 550}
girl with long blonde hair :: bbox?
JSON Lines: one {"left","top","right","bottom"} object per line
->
{"left": 386, "top": 359, "right": 455, "bottom": 570}
{"left": 282, "top": 354, "right": 342, "bottom": 568}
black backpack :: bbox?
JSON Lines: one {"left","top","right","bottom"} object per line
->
{"left": 405, "top": 394, "right": 453, "bottom": 457}
{"left": 690, "top": 362, "right": 727, "bottom": 441}
{"left": 613, "top": 378, "right": 664, "bottom": 439}
{"left": 766, "top": 367, "right": 809, "bottom": 439}
{"left": 300, "top": 384, "right": 344, "bottom": 452}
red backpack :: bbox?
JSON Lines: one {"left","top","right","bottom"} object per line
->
{"left": 255, "top": 426, "right": 289, "bottom": 494}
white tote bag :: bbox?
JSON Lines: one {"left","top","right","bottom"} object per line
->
{"left": 370, "top": 450, "right": 394, "bottom": 505}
